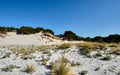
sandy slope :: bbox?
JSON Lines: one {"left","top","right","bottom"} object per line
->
{"left": 0, "top": 46, "right": 120, "bottom": 75}
{"left": 0, "top": 32, "right": 120, "bottom": 75}
{"left": 0, "top": 32, "right": 62, "bottom": 45}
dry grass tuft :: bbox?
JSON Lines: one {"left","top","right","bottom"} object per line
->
{"left": 25, "top": 64, "right": 36, "bottom": 73}
{"left": 52, "top": 62, "right": 76, "bottom": 75}
{"left": 106, "top": 43, "right": 118, "bottom": 47}
{"left": 76, "top": 42, "right": 106, "bottom": 50}
{"left": 57, "top": 43, "right": 71, "bottom": 49}
{"left": 51, "top": 57, "right": 76, "bottom": 75}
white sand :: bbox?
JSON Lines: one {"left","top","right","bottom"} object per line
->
{"left": 0, "top": 32, "right": 62, "bottom": 45}
{"left": 0, "top": 32, "right": 120, "bottom": 75}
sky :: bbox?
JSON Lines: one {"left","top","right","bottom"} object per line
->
{"left": 0, "top": 0, "right": 120, "bottom": 37}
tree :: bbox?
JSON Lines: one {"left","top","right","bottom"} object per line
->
{"left": 44, "top": 29, "right": 54, "bottom": 35}
{"left": 6, "top": 27, "right": 16, "bottom": 32}
{"left": 35, "top": 27, "right": 44, "bottom": 33}
{"left": 17, "top": 26, "right": 36, "bottom": 34}
{"left": 92, "top": 36, "right": 104, "bottom": 42}
{"left": 62, "top": 31, "right": 78, "bottom": 41}
{"left": 0, "top": 27, "right": 7, "bottom": 34}
{"left": 84, "top": 37, "right": 91, "bottom": 41}
{"left": 104, "top": 34, "right": 120, "bottom": 43}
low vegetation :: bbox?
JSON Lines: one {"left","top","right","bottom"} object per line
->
{"left": 2, "top": 52, "right": 11, "bottom": 58}
{"left": 57, "top": 43, "right": 71, "bottom": 49}
{"left": 80, "top": 70, "right": 88, "bottom": 75}
{"left": 51, "top": 57, "right": 76, "bottom": 75}
{"left": 101, "top": 55, "right": 112, "bottom": 61}
{"left": 79, "top": 47, "right": 90, "bottom": 55}
{"left": 1, "top": 26, "right": 120, "bottom": 43}
{"left": 25, "top": 64, "right": 36, "bottom": 73}
{"left": 1, "top": 64, "right": 20, "bottom": 72}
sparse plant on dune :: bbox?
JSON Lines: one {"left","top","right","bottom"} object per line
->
{"left": 80, "top": 70, "right": 88, "bottom": 75}
{"left": 42, "top": 50, "right": 50, "bottom": 54}
{"left": 41, "top": 57, "right": 49, "bottom": 65}
{"left": 112, "top": 50, "right": 120, "bottom": 55}
{"left": 79, "top": 47, "right": 90, "bottom": 55}
{"left": 21, "top": 54, "right": 35, "bottom": 60}
{"left": 1, "top": 64, "right": 20, "bottom": 72}
{"left": 2, "top": 52, "right": 11, "bottom": 58}
{"left": 49, "top": 57, "right": 76, "bottom": 75}
{"left": 96, "top": 51, "right": 102, "bottom": 57}
{"left": 71, "top": 61, "right": 81, "bottom": 67}
{"left": 25, "top": 64, "right": 36, "bottom": 73}
{"left": 59, "top": 56, "right": 70, "bottom": 63}
{"left": 101, "top": 54, "right": 112, "bottom": 61}
{"left": 51, "top": 62, "right": 76, "bottom": 75}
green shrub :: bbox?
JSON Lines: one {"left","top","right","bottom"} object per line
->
{"left": 113, "top": 50, "right": 120, "bottom": 55}
{"left": 81, "top": 70, "right": 88, "bottom": 75}
{"left": 71, "top": 61, "right": 81, "bottom": 66}
{"left": 96, "top": 52, "right": 102, "bottom": 57}
{"left": 17, "top": 26, "right": 36, "bottom": 34}
{"left": 0, "top": 26, "right": 7, "bottom": 34}
{"left": 1, "top": 64, "right": 20, "bottom": 72}
{"left": 62, "top": 31, "right": 78, "bottom": 41}
{"left": 44, "top": 29, "right": 54, "bottom": 35}
{"left": 57, "top": 43, "right": 71, "bottom": 49}
{"left": 41, "top": 57, "right": 49, "bottom": 65}
{"left": 35, "top": 27, "right": 44, "bottom": 32}
{"left": 2, "top": 52, "right": 11, "bottom": 58}
{"left": 101, "top": 55, "right": 111, "bottom": 61}
{"left": 79, "top": 47, "right": 90, "bottom": 55}
{"left": 94, "top": 67, "right": 100, "bottom": 71}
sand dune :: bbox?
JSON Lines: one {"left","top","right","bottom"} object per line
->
{"left": 0, "top": 32, "right": 120, "bottom": 75}
{"left": 0, "top": 32, "right": 62, "bottom": 45}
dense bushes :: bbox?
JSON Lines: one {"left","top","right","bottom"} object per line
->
{"left": 62, "top": 31, "right": 79, "bottom": 41}
{"left": 58, "top": 31, "right": 120, "bottom": 43}
{"left": 0, "top": 26, "right": 120, "bottom": 43}
{"left": 6, "top": 27, "right": 16, "bottom": 32}
{"left": 90, "top": 34, "right": 120, "bottom": 43}
{"left": 17, "top": 26, "right": 36, "bottom": 34}
{"left": 35, "top": 27, "right": 45, "bottom": 33}
{"left": 44, "top": 29, "right": 54, "bottom": 35}
{"left": 0, "top": 27, "right": 7, "bottom": 34}
{"left": 0, "top": 26, "right": 54, "bottom": 35}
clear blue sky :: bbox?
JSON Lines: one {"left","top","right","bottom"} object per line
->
{"left": 0, "top": 0, "right": 120, "bottom": 37}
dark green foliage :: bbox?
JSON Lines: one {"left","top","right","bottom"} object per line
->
{"left": 1, "top": 64, "right": 20, "bottom": 72}
{"left": 17, "top": 26, "right": 36, "bottom": 34}
{"left": 103, "top": 34, "right": 120, "bottom": 43}
{"left": 6, "top": 27, "right": 16, "bottom": 32}
{"left": 35, "top": 27, "right": 44, "bottom": 32}
{"left": 2, "top": 52, "right": 11, "bottom": 58}
{"left": 44, "top": 29, "right": 54, "bottom": 35}
{"left": 1, "top": 26, "right": 120, "bottom": 43}
{"left": 62, "top": 31, "right": 78, "bottom": 41}
{"left": 84, "top": 37, "right": 91, "bottom": 41}
{"left": 0, "top": 26, "right": 7, "bottom": 34}
{"left": 101, "top": 55, "right": 111, "bottom": 61}
{"left": 84, "top": 34, "right": 120, "bottom": 43}
{"left": 81, "top": 70, "right": 88, "bottom": 75}
{"left": 79, "top": 47, "right": 90, "bottom": 55}
{"left": 92, "top": 36, "right": 104, "bottom": 42}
